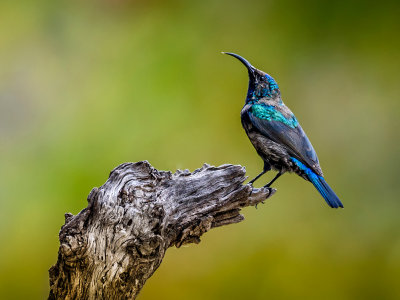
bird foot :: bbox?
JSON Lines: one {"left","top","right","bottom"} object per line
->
{"left": 262, "top": 186, "right": 275, "bottom": 196}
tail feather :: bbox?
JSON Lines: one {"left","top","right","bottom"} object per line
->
{"left": 290, "top": 157, "right": 343, "bottom": 208}
{"left": 309, "top": 175, "right": 343, "bottom": 208}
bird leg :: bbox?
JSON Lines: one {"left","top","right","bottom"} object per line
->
{"left": 248, "top": 162, "right": 271, "bottom": 185}
{"left": 264, "top": 171, "right": 282, "bottom": 188}
{"left": 248, "top": 170, "right": 267, "bottom": 185}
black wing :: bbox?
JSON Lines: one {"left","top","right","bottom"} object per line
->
{"left": 248, "top": 111, "right": 323, "bottom": 176}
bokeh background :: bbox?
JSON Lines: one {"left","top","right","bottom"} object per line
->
{"left": 1, "top": 0, "right": 399, "bottom": 299}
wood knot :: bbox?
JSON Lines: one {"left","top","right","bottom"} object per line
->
{"left": 127, "top": 236, "right": 163, "bottom": 259}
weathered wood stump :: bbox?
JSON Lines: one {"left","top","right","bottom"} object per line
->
{"left": 48, "top": 161, "right": 275, "bottom": 299}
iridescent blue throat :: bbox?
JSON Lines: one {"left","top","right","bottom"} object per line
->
{"left": 251, "top": 103, "right": 299, "bottom": 128}
{"left": 256, "top": 74, "right": 279, "bottom": 98}
{"left": 247, "top": 74, "right": 280, "bottom": 104}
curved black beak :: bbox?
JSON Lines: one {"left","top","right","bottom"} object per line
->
{"left": 222, "top": 52, "right": 255, "bottom": 77}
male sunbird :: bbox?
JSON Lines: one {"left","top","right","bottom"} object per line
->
{"left": 223, "top": 52, "right": 343, "bottom": 208}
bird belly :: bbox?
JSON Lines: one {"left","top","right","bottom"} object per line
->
{"left": 242, "top": 104, "right": 296, "bottom": 173}
{"left": 246, "top": 130, "right": 293, "bottom": 173}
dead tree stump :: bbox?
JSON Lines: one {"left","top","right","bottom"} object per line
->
{"left": 48, "top": 161, "right": 275, "bottom": 299}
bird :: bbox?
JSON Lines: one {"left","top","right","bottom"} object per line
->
{"left": 223, "top": 52, "right": 343, "bottom": 208}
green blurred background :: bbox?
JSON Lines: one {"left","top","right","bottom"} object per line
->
{"left": 1, "top": 0, "right": 399, "bottom": 299}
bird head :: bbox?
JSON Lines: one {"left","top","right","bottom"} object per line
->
{"left": 223, "top": 52, "right": 280, "bottom": 103}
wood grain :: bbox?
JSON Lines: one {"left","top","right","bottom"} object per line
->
{"left": 48, "top": 161, "right": 275, "bottom": 299}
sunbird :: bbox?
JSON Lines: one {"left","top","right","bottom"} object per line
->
{"left": 224, "top": 52, "right": 343, "bottom": 208}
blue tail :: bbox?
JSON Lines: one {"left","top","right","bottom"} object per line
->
{"left": 290, "top": 157, "right": 343, "bottom": 208}
{"left": 309, "top": 175, "right": 343, "bottom": 208}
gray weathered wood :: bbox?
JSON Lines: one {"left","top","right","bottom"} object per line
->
{"left": 48, "top": 161, "right": 275, "bottom": 300}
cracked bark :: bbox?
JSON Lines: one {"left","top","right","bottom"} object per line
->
{"left": 48, "top": 161, "right": 275, "bottom": 300}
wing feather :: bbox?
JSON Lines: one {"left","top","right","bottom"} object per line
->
{"left": 248, "top": 111, "right": 322, "bottom": 176}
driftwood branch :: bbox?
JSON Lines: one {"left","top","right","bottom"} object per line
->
{"left": 48, "top": 161, "right": 275, "bottom": 299}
